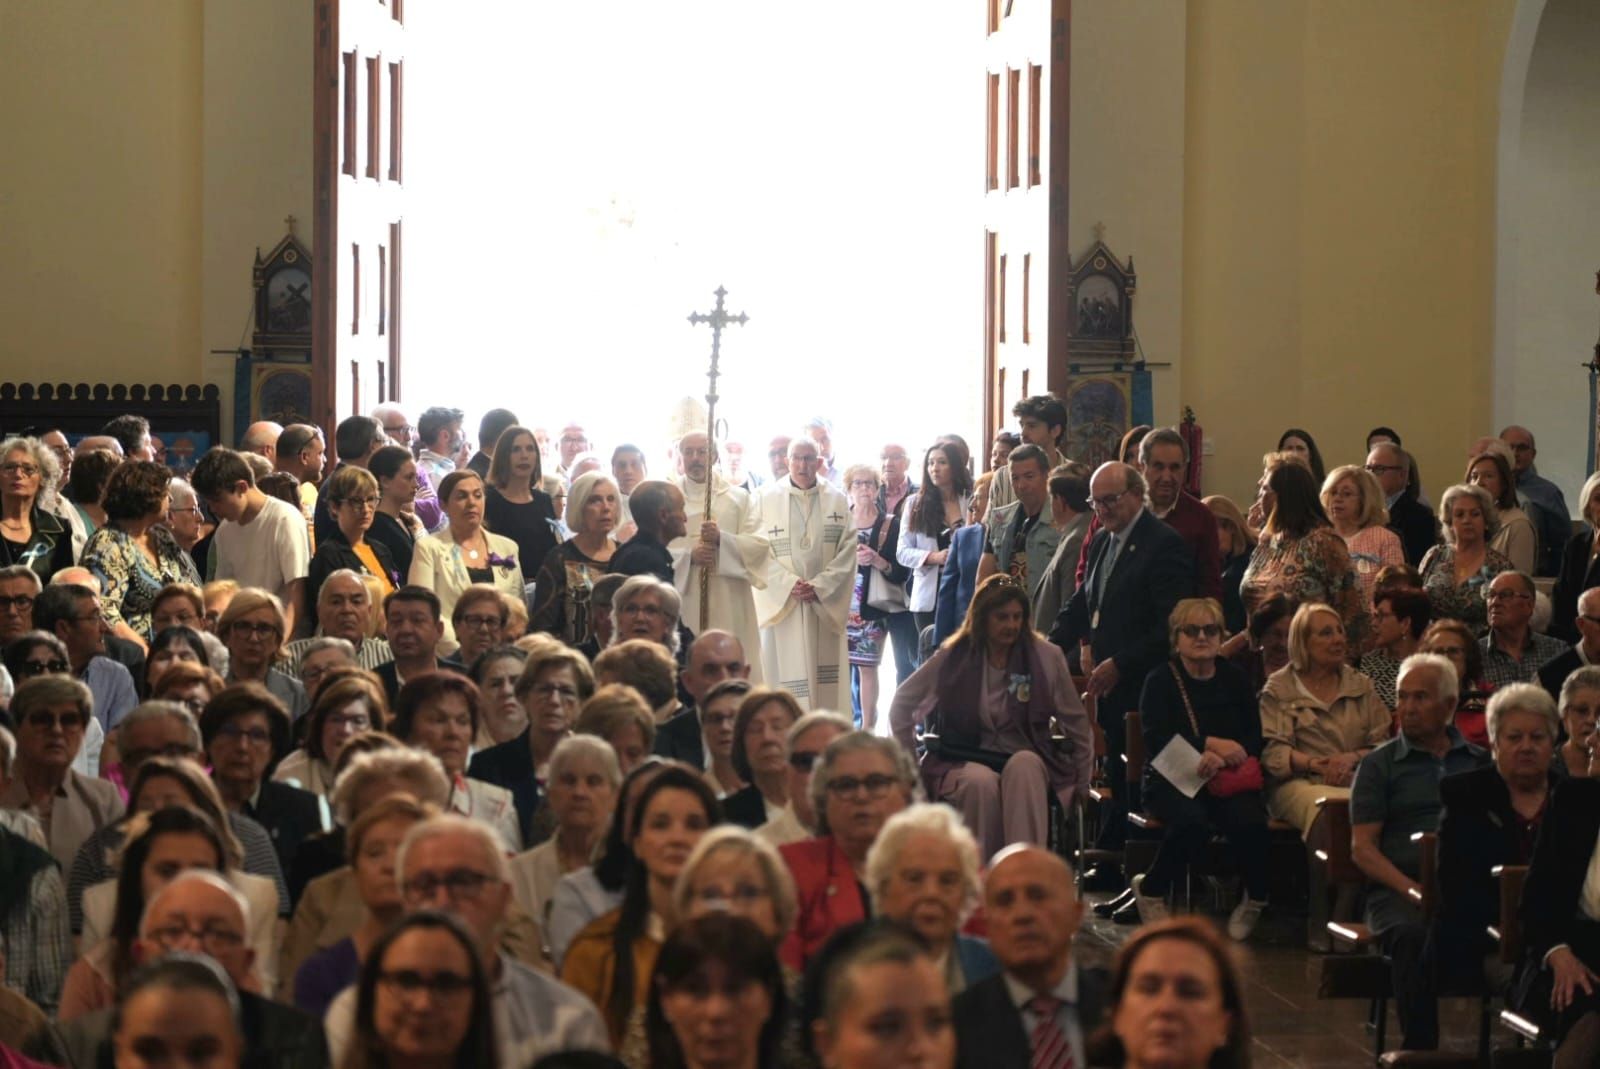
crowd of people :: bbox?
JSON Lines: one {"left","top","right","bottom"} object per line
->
{"left": 0, "top": 397, "right": 1596, "bottom": 1067}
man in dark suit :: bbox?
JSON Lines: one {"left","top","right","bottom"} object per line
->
{"left": 954, "top": 845, "right": 1106, "bottom": 1069}
{"left": 655, "top": 630, "right": 753, "bottom": 767}
{"left": 1521, "top": 774, "right": 1600, "bottom": 1050}
{"left": 1540, "top": 586, "right": 1600, "bottom": 701}
{"left": 1051, "top": 462, "right": 1195, "bottom": 868}
{"left": 1368, "top": 442, "right": 1438, "bottom": 566}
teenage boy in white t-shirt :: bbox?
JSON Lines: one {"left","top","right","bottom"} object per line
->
{"left": 192, "top": 446, "right": 311, "bottom": 637}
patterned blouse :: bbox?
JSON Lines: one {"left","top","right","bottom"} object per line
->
{"left": 1342, "top": 525, "right": 1405, "bottom": 608}
{"left": 81, "top": 524, "right": 200, "bottom": 640}
{"left": 1240, "top": 526, "right": 1369, "bottom": 646}
{"left": 1418, "top": 543, "right": 1512, "bottom": 634}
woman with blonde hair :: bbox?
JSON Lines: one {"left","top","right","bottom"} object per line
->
{"left": 1320, "top": 465, "right": 1404, "bottom": 610}
{"left": 217, "top": 587, "right": 306, "bottom": 719}
{"left": 1419, "top": 483, "right": 1511, "bottom": 633}
{"left": 530, "top": 471, "right": 620, "bottom": 644}
{"left": 1204, "top": 495, "right": 1254, "bottom": 635}
{"left": 1259, "top": 603, "right": 1390, "bottom": 838}
{"left": 1551, "top": 470, "right": 1600, "bottom": 644}
{"left": 574, "top": 683, "right": 656, "bottom": 775}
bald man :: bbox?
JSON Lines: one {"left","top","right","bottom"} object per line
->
{"left": 953, "top": 846, "right": 1106, "bottom": 1069}
{"left": 1499, "top": 424, "right": 1571, "bottom": 577}
{"left": 656, "top": 630, "right": 752, "bottom": 769}
{"left": 72, "top": 435, "right": 122, "bottom": 458}
{"left": 240, "top": 421, "right": 283, "bottom": 464}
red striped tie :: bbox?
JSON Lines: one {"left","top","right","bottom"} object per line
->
{"left": 1029, "top": 994, "right": 1074, "bottom": 1069}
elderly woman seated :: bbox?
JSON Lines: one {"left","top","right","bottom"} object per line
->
{"left": 508, "top": 734, "right": 620, "bottom": 937}
{"left": 217, "top": 588, "right": 307, "bottom": 720}
{"left": 722, "top": 687, "right": 805, "bottom": 829}
{"left": 271, "top": 669, "right": 388, "bottom": 799}
{"left": 391, "top": 672, "right": 521, "bottom": 851}
{"left": 779, "top": 731, "right": 919, "bottom": 971}
{"left": 889, "top": 573, "right": 1092, "bottom": 861}
{"left": 864, "top": 803, "right": 998, "bottom": 994}
{"left": 1418, "top": 619, "right": 1496, "bottom": 747}
{"left": 1260, "top": 603, "right": 1391, "bottom": 839}
{"left": 1556, "top": 666, "right": 1600, "bottom": 778}
{"left": 1419, "top": 483, "right": 1512, "bottom": 633}
{"left": 1121, "top": 598, "right": 1271, "bottom": 941}
{"left": 609, "top": 573, "right": 684, "bottom": 656}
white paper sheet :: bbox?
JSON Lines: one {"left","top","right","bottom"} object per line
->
{"left": 1151, "top": 735, "right": 1208, "bottom": 798}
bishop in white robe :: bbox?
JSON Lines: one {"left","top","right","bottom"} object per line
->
{"left": 670, "top": 432, "right": 770, "bottom": 683}
{"left": 753, "top": 438, "right": 856, "bottom": 711}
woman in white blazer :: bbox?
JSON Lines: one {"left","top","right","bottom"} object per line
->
{"left": 408, "top": 469, "right": 526, "bottom": 657}
{"left": 896, "top": 440, "right": 975, "bottom": 635}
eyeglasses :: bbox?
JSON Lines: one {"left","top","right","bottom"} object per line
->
{"left": 168, "top": 506, "right": 202, "bottom": 516}
{"left": 384, "top": 423, "right": 413, "bottom": 436}
{"left": 0, "top": 463, "right": 39, "bottom": 478}
{"left": 789, "top": 751, "right": 823, "bottom": 773}
{"left": 377, "top": 969, "right": 474, "bottom": 999}
{"left": 825, "top": 773, "right": 900, "bottom": 798}
{"left": 229, "top": 621, "right": 280, "bottom": 639}
{"left": 618, "top": 603, "right": 664, "bottom": 618}
{"left": 145, "top": 922, "right": 244, "bottom": 955}
{"left": 458, "top": 613, "right": 502, "bottom": 631}
{"left": 25, "top": 711, "right": 84, "bottom": 730}
{"left": 1486, "top": 590, "right": 1533, "bottom": 602}
{"left": 1177, "top": 624, "right": 1222, "bottom": 639}
{"left": 0, "top": 595, "right": 35, "bottom": 613}
{"left": 1365, "top": 464, "right": 1404, "bottom": 476}
{"left": 704, "top": 712, "right": 737, "bottom": 728}
{"left": 20, "top": 659, "right": 67, "bottom": 676}
{"left": 338, "top": 496, "right": 380, "bottom": 510}
{"left": 215, "top": 724, "right": 272, "bottom": 746}
{"left": 402, "top": 868, "right": 497, "bottom": 902}
{"left": 1090, "top": 489, "right": 1130, "bottom": 511}
{"left": 326, "top": 713, "right": 371, "bottom": 731}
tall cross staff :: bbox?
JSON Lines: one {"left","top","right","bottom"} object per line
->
{"left": 688, "top": 286, "right": 749, "bottom": 631}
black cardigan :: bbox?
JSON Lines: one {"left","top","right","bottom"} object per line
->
{"left": 1138, "top": 657, "right": 1262, "bottom": 793}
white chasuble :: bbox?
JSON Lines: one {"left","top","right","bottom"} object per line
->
{"left": 669, "top": 474, "right": 771, "bottom": 683}
{"left": 752, "top": 478, "right": 856, "bottom": 711}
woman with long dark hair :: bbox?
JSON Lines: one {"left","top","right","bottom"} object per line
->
{"left": 898, "top": 441, "right": 974, "bottom": 638}
{"left": 483, "top": 425, "right": 560, "bottom": 586}
{"left": 561, "top": 766, "right": 722, "bottom": 1065}
{"left": 342, "top": 910, "right": 498, "bottom": 1069}
{"left": 59, "top": 806, "right": 230, "bottom": 1020}
{"left": 646, "top": 914, "right": 788, "bottom": 1069}
{"left": 888, "top": 573, "right": 1091, "bottom": 861}
{"left": 1240, "top": 453, "right": 1366, "bottom": 645}
{"left": 1276, "top": 427, "right": 1327, "bottom": 486}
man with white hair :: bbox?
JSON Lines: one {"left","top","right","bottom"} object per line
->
{"left": 37, "top": 870, "right": 326, "bottom": 1069}
{"left": 754, "top": 436, "right": 853, "bottom": 709}
{"left": 324, "top": 815, "right": 607, "bottom": 1066}
{"left": 278, "top": 569, "right": 393, "bottom": 676}
{"left": 672, "top": 431, "right": 769, "bottom": 679}
{"left": 1349, "top": 653, "right": 1489, "bottom": 1051}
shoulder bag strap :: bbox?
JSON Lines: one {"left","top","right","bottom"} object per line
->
{"left": 1168, "top": 662, "right": 1201, "bottom": 737}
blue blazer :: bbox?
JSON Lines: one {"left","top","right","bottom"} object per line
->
{"left": 955, "top": 935, "right": 1000, "bottom": 987}
{"left": 934, "top": 523, "right": 988, "bottom": 644}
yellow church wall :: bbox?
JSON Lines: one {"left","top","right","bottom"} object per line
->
{"left": 0, "top": 0, "right": 310, "bottom": 443}
{"left": 0, "top": 2, "right": 204, "bottom": 387}
{"left": 1181, "top": 0, "right": 1517, "bottom": 508}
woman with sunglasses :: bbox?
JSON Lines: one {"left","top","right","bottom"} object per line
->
{"left": 1121, "top": 598, "right": 1271, "bottom": 941}
{"left": 3, "top": 674, "right": 123, "bottom": 870}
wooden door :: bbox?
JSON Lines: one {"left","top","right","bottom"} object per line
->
{"left": 981, "top": 0, "right": 1070, "bottom": 461}
{"left": 313, "top": 0, "right": 406, "bottom": 434}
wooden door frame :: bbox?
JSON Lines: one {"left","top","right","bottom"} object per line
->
{"left": 311, "top": 0, "right": 339, "bottom": 438}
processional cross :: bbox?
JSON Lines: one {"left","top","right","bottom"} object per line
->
{"left": 688, "top": 286, "right": 749, "bottom": 631}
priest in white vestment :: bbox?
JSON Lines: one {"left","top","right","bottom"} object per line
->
{"left": 670, "top": 432, "right": 770, "bottom": 683}
{"left": 753, "top": 437, "right": 856, "bottom": 710}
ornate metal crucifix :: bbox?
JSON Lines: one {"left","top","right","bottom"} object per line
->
{"left": 688, "top": 286, "right": 749, "bottom": 631}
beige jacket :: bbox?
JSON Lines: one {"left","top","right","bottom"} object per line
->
{"left": 1259, "top": 664, "right": 1392, "bottom": 784}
